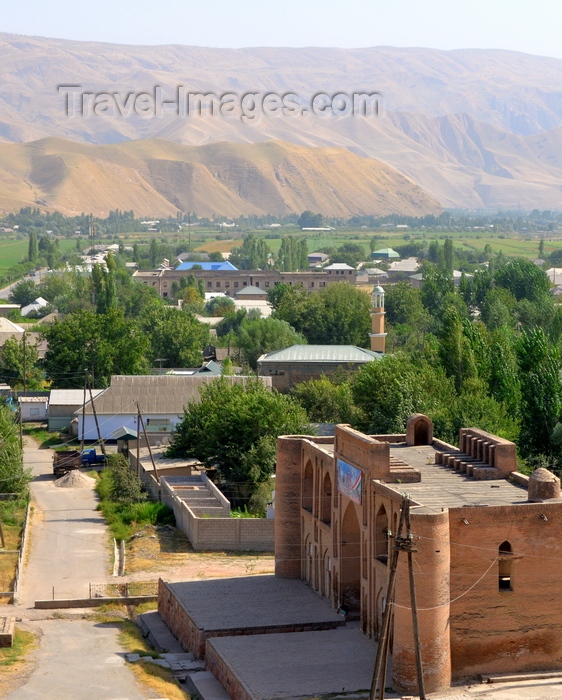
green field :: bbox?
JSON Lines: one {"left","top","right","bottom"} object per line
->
{"left": 0, "top": 238, "right": 77, "bottom": 272}
{"left": 188, "top": 228, "right": 562, "bottom": 261}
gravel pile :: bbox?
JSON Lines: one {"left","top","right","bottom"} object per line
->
{"left": 54, "top": 469, "right": 95, "bottom": 488}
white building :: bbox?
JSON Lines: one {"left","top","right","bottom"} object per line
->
{"left": 74, "top": 374, "right": 272, "bottom": 441}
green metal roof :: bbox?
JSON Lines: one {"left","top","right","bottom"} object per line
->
{"left": 257, "top": 345, "right": 383, "bottom": 364}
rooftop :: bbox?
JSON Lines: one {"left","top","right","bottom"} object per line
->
{"left": 234, "top": 285, "right": 268, "bottom": 296}
{"left": 383, "top": 443, "right": 527, "bottom": 513}
{"left": 176, "top": 261, "right": 238, "bottom": 272}
{"left": 324, "top": 263, "right": 355, "bottom": 270}
{"left": 166, "top": 575, "right": 342, "bottom": 631}
{"left": 49, "top": 389, "right": 103, "bottom": 406}
{"left": 258, "top": 344, "right": 383, "bottom": 364}
{"left": 81, "top": 374, "right": 271, "bottom": 415}
{"left": 0, "top": 318, "right": 25, "bottom": 333}
{"left": 372, "top": 248, "right": 400, "bottom": 258}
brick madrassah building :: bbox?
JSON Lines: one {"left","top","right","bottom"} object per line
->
{"left": 275, "top": 419, "right": 562, "bottom": 694}
{"left": 157, "top": 287, "right": 562, "bottom": 697}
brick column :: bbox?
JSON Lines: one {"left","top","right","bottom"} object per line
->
{"left": 275, "top": 436, "right": 304, "bottom": 578}
{"left": 392, "top": 509, "right": 451, "bottom": 694}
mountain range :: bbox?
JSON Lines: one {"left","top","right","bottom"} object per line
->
{"left": 2, "top": 34, "right": 562, "bottom": 213}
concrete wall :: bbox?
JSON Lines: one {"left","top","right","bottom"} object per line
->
{"left": 160, "top": 478, "right": 274, "bottom": 552}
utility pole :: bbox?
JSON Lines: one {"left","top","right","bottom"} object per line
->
{"left": 18, "top": 404, "right": 23, "bottom": 451}
{"left": 22, "top": 332, "right": 27, "bottom": 395}
{"left": 80, "top": 371, "right": 87, "bottom": 453}
{"left": 188, "top": 212, "right": 191, "bottom": 252}
{"left": 369, "top": 497, "right": 426, "bottom": 700}
{"left": 136, "top": 401, "right": 160, "bottom": 485}
{"left": 86, "top": 371, "right": 106, "bottom": 457}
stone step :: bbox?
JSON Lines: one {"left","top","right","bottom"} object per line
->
{"left": 138, "top": 610, "right": 184, "bottom": 654}
{"left": 185, "top": 670, "right": 230, "bottom": 700}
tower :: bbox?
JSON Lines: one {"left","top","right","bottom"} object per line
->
{"left": 370, "top": 285, "right": 386, "bottom": 353}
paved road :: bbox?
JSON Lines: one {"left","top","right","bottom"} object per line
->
{"left": 6, "top": 619, "right": 152, "bottom": 700}
{"left": 16, "top": 440, "right": 110, "bottom": 606}
{"left": 0, "top": 268, "right": 48, "bottom": 300}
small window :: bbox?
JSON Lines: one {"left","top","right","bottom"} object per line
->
{"left": 499, "top": 541, "right": 513, "bottom": 591}
{"left": 163, "top": 292, "right": 168, "bottom": 297}
{"left": 207, "top": 281, "right": 212, "bottom": 288}
{"left": 310, "top": 282, "right": 315, "bottom": 288}
{"left": 30, "top": 407, "right": 40, "bottom": 416}
{"left": 225, "top": 282, "right": 230, "bottom": 288}
{"left": 265, "top": 281, "right": 270, "bottom": 287}
{"left": 234, "top": 282, "right": 239, "bottom": 288}
{"left": 216, "top": 281, "right": 221, "bottom": 287}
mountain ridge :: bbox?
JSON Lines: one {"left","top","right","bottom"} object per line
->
{"left": 3, "top": 35, "right": 562, "bottom": 209}
{"left": 0, "top": 137, "right": 441, "bottom": 217}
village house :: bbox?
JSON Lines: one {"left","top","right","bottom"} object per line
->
{"left": 74, "top": 374, "right": 272, "bottom": 441}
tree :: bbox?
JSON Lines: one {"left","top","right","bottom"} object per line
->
{"left": 205, "top": 296, "right": 235, "bottom": 317}
{"left": 28, "top": 230, "right": 38, "bottom": 263}
{"left": 0, "top": 336, "right": 42, "bottom": 389}
{"left": 236, "top": 317, "right": 306, "bottom": 370}
{"left": 298, "top": 210, "right": 324, "bottom": 229}
{"left": 107, "top": 454, "right": 145, "bottom": 503}
{"left": 292, "top": 375, "right": 356, "bottom": 423}
{"left": 9, "top": 279, "right": 38, "bottom": 306}
{"left": 516, "top": 328, "right": 562, "bottom": 458}
{"left": 42, "top": 309, "right": 151, "bottom": 388}
{"left": 208, "top": 252, "right": 224, "bottom": 262}
{"left": 494, "top": 258, "right": 551, "bottom": 303}
{"left": 352, "top": 353, "right": 456, "bottom": 435}
{"left": 273, "top": 282, "right": 371, "bottom": 346}
{"left": 0, "top": 405, "right": 31, "bottom": 495}
{"left": 443, "top": 238, "right": 455, "bottom": 273}
{"left": 167, "top": 377, "right": 310, "bottom": 501}
{"left": 305, "top": 283, "right": 371, "bottom": 346}
{"left": 229, "top": 234, "right": 269, "bottom": 270}
{"left": 141, "top": 307, "right": 210, "bottom": 368}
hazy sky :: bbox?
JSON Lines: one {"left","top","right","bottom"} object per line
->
{"left": 2, "top": 0, "right": 562, "bottom": 59}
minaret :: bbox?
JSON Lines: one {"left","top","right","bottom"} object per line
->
{"left": 370, "top": 285, "right": 386, "bottom": 353}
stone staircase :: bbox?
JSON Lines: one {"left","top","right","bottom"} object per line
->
{"left": 434, "top": 449, "right": 501, "bottom": 480}
{"left": 168, "top": 476, "right": 230, "bottom": 517}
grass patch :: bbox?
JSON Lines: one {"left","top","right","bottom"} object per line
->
{"left": 117, "top": 620, "right": 188, "bottom": 700}
{"left": 95, "top": 468, "right": 175, "bottom": 542}
{"left": 0, "top": 629, "right": 36, "bottom": 668}
{"left": 0, "top": 499, "right": 27, "bottom": 593}
{"left": 22, "top": 425, "right": 76, "bottom": 449}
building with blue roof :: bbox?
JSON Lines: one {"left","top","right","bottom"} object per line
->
{"left": 176, "top": 261, "right": 238, "bottom": 272}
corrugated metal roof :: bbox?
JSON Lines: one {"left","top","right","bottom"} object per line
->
{"left": 0, "top": 318, "right": 24, "bottom": 333}
{"left": 235, "top": 286, "right": 268, "bottom": 296}
{"left": 176, "top": 261, "right": 238, "bottom": 271}
{"left": 258, "top": 345, "right": 382, "bottom": 363}
{"left": 80, "top": 375, "right": 272, "bottom": 415}
{"left": 49, "top": 389, "right": 103, "bottom": 406}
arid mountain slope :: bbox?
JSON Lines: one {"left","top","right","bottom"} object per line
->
{"left": 2, "top": 35, "right": 562, "bottom": 208}
{"left": 0, "top": 138, "right": 441, "bottom": 217}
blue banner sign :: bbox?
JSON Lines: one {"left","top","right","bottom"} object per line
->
{"left": 337, "top": 459, "right": 362, "bottom": 504}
